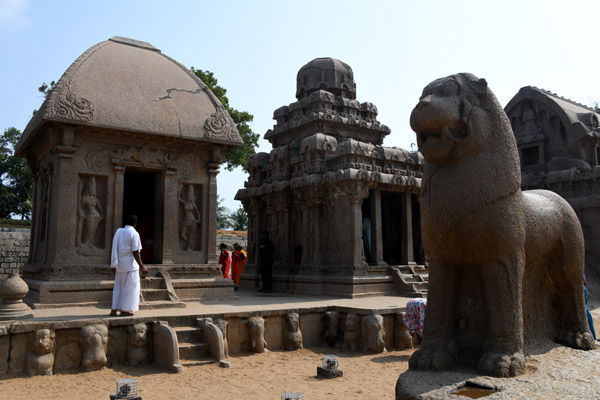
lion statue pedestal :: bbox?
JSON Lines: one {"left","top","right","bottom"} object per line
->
{"left": 398, "top": 73, "right": 594, "bottom": 395}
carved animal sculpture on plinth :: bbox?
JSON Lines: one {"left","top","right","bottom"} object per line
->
{"left": 79, "top": 324, "right": 108, "bottom": 372}
{"left": 343, "top": 313, "right": 361, "bottom": 350}
{"left": 409, "top": 73, "right": 596, "bottom": 378}
{"left": 25, "top": 329, "right": 55, "bottom": 376}
{"left": 362, "top": 314, "right": 386, "bottom": 353}
{"left": 244, "top": 316, "right": 267, "bottom": 353}
{"left": 283, "top": 313, "right": 303, "bottom": 351}
{"left": 125, "top": 323, "right": 148, "bottom": 367}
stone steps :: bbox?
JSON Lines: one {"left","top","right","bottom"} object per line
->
{"left": 138, "top": 300, "right": 186, "bottom": 310}
{"left": 391, "top": 265, "right": 428, "bottom": 295}
{"left": 142, "top": 288, "right": 171, "bottom": 301}
{"left": 173, "top": 325, "right": 213, "bottom": 366}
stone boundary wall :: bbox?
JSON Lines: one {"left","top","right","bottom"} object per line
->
{"left": 0, "top": 230, "right": 245, "bottom": 280}
{"left": 0, "top": 228, "right": 30, "bottom": 279}
{"left": 215, "top": 234, "right": 247, "bottom": 253}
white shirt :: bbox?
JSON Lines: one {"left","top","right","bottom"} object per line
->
{"left": 111, "top": 225, "right": 142, "bottom": 272}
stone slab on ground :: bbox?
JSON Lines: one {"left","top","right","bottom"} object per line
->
{"left": 396, "top": 343, "right": 600, "bottom": 399}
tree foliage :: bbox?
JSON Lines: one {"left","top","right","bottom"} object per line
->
{"left": 0, "top": 128, "right": 33, "bottom": 219}
{"left": 230, "top": 206, "right": 248, "bottom": 231}
{"left": 216, "top": 195, "right": 232, "bottom": 229}
{"left": 191, "top": 68, "right": 259, "bottom": 172}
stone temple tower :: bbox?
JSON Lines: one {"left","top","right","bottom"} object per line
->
{"left": 236, "top": 57, "right": 426, "bottom": 297}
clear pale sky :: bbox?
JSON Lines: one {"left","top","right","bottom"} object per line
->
{"left": 1, "top": 0, "right": 599, "bottom": 213}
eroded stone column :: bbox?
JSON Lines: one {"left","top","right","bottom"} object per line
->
{"left": 400, "top": 191, "right": 414, "bottom": 265}
{"left": 161, "top": 165, "right": 178, "bottom": 264}
{"left": 370, "top": 188, "right": 384, "bottom": 265}
{"left": 207, "top": 162, "right": 220, "bottom": 264}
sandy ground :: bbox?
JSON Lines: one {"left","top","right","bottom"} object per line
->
{"left": 0, "top": 346, "right": 414, "bottom": 400}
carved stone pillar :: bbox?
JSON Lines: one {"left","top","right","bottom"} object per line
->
{"left": 347, "top": 184, "right": 369, "bottom": 267}
{"left": 161, "top": 165, "right": 178, "bottom": 264}
{"left": 400, "top": 191, "right": 415, "bottom": 265}
{"left": 112, "top": 161, "right": 125, "bottom": 235}
{"left": 370, "top": 188, "right": 385, "bottom": 265}
{"left": 207, "top": 162, "right": 220, "bottom": 264}
{"left": 47, "top": 127, "right": 77, "bottom": 264}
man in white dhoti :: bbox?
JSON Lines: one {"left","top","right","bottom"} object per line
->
{"left": 110, "top": 214, "right": 148, "bottom": 316}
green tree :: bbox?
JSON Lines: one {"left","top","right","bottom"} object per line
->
{"left": 216, "top": 195, "right": 232, "bottom": 229}
{"left": 0, "top": 127, "right": 33, "bottom": 219}
{"left": 191, "top": 68, "right": 259, "bottom": 172}
{"left": 229, "top": 206, "right": 248, "bottom": 231}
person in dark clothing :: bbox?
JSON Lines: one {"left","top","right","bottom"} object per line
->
{"left": 258, "top": 231, "right": 275, "bottom": 293}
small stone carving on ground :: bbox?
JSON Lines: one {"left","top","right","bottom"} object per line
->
{"left": 322, "top": 311, "right": 342, "bottom": 347}
{"left": 244, "top": 316, "right": 267, "bottom": 353}
{"left": 125, "top": 323, "right": 148, "bottom": 366}
{"left": 408, "top": 73, "right": 596, "bottom": 378}
{"left": 25, "top": 329, "right": 55, "bottom": 376}
{"left": 283, "top": 313, "right": 303, "bottom": 351}
{"left": 394, "top": 312, "right": 414, "bottom": 350}
{"left": 343, "top": 313, "right": 361, "bottom": 350}
{"left": 362, "top": 315, "right": 386, "bottom": 353}
{"left": 79, "top": 324, "right": 108, "bottom": 371}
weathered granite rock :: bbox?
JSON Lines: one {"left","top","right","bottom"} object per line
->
{"left": 125, "top": 323, "right": 148, "bottom": 367}
{"left": 54, "top": 329, "right": 81, "bottom": 371}
{"left": 243, "top": 316, "right": 267, "bottom": 353}
{"left": 396, "top": 343, "right": 600, "bottom": 399}
{"left": 79, "top": 324, "right": 108, "bottom": 371}
{"left": 343, "top": 313, "right": 361, "bottom": 350}
{"left": 362, "top": 314, "right": 386, "bottom": 353}
{"left": 409, "top": 73, "right": 595, "bottom": 378}
{"left": 283, "top": 313, "right": 303, "bottom": 351}
{"left": 25, "top": 329, "right": 55, "bottom": 376}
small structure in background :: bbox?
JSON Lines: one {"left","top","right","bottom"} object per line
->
{"left": 110, "top": 379, "right": 141, "bottom": 400}
{"left": 505, "top": 87, "right": 600, "bottom": 296}
{"left": 15, "top": 36, "right": 243, "bottom": 308}
{"left": 317, "top": 354, "right": 343, "bottom": 379}
{"left": 236, "top": 57, "right": 425, "bottom": 298}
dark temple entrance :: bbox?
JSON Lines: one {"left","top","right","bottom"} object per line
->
{"left": 123, "top": 168, "right": 162, "bottom": 264}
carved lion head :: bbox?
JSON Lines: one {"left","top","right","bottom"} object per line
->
{"left": 410, "top": 73, "right": 498, "bottom": 165}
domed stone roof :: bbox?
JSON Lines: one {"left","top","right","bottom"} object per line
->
{"left": 296, "top": 57, "right": 356, "bottom": 100}
{"left": 18, "top": 36, "right": 243, "bottom": 154}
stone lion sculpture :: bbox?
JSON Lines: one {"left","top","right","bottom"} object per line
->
{"left": 25, "top": 329, "right": 55, "bottom": 376}
{"left": 125, "top": 323, "right": 149, "bottom": 367}
{"left": 79, "top": 324, "right": 108, "bottom": 372}
{"left": 283, "top": 313, "right": 303, "bottom": 351}
{"left": 409, "top": 73, "right": 596, "bottom": 377}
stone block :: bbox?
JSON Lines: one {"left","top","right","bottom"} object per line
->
{"left": 54, "top": 329, "right": 82, "bottom": 371}
{"left": 264, "top": 315, "right": 283, "bottom": 350}
{"left": 0, "top": 334, "right": 9, "bottom": 374}
{"left": 383, "top": 314, "right": 394, "bottom": 350}
{"left": 300, "top": 312, "right": 322, "bottom": 347}
{"left": 227, "top": 317, "right": 242, "bottom": 354}
{"left": 8, "top": 333, "right": 28, "bottom": 373}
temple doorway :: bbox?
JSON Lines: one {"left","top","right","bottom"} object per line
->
{"left": 381, "top": 191, "right": 403, "bottom": 265}
{"left": 123, "top": 168, "right": 162, "bottom": 264}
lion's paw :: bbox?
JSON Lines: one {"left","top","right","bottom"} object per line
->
{"left": 558, "top": 329, "right": 596, "bottom": 350}
{"left": 409, "top": 342, "right": 457, "bottom": 371}
{"left": 477, "top": 351, "right": 525, "bottom": 377}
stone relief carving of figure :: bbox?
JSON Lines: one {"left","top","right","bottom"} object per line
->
{"left": 361, "top": 314, "right": 386, "bottom": 353}
{"left": 343, "top": 313, "right": 361, "bottom": 351}
{"left": 244, "top": 316, "right": 267, "bottom": 353}
{"left": 214, "top": 318, "right": 229, "bottom": 357}
{"left": 125, "top": 323, "right": 149, "bottom": 366}
{"left": 179, "top": 184, "right": 200, "bottom": 250}
{"left": 78, "top": 176, "right": 103, "bottom": 249}
{"left": 322, "top": 311, "right": 342, "bottom": 347}
{"left": 284, "top": 313, "right": 303, "bottom": 351}
{"left": 79, "top": 324, "right": 108, "bottom": 372}
{"left": 25, "top": 329, "right": 55, "bottom": 376}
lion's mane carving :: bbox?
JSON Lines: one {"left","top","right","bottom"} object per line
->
{"left": 409, "top": 73, "right": 595, "bottom": 377}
